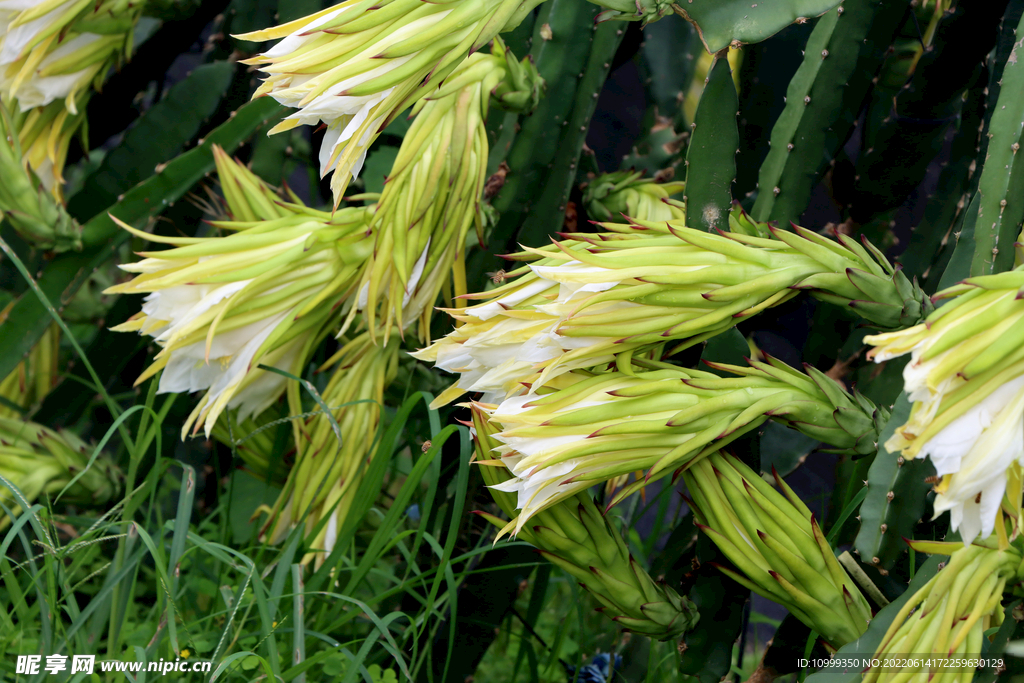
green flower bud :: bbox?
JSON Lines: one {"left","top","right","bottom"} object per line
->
{"left": 255, "top": 330, "right": 400, "bottom": 569}
{"left": 585, "top": 0, "right": 675, "bottom": 24}
{"left": 683, "top": 451, "right": 872, "bottom": 650}
{"left": 583, "top": 170, "right": 685, "bottom": 223}
{"left": 212, "top": 145, "right": 304, "bottom": 222}
{"left": 865, "top": 543, "right": 1019, "bottom": 683}
{"left": 0, "top": 416, "right": 120, "bottom": 524}
{"left": 489, "top": 36, "right": 545, "bottom": 114}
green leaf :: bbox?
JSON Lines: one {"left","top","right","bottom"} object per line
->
{"left": 229, "top": 470, "right": 282, "bottom": 544}
{"left": 66, "top": 61, "right": 236, "bottom": 221}
{"left": 675, "top": 0, "right": 842, "bottom": 53}
{"left": 684, "top": 53, "right": 737, "bottom": 231}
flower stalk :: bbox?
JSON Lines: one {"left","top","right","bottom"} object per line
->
{"left": 583, "top": 170, "right": 685, "bottom": 223}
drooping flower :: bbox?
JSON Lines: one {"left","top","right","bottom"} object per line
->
{"left": 347, "top": 50, "right": 499, "bottom": 344}
{"left": 475, "top": 357, "right": 884, "bottom": 533}
{"left": 337, "top": 38, "right": 542, "bottom": 345}
{"left": 0, "top": 0, "right": 145, "bottom": 193}
{"left": 236, "top": 0, "right": 545, "bottom": 206}
{"left": 413, "top": 215, "right": 925, "bottom": 408}
{"left": 864, "top": 269, "right": 1024, "bottom": 545}
{"left": 106, "top": 203, "right": 376, "bottom": 439}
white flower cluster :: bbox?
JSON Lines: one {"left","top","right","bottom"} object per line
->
{"left": 866, "top": 276, "right": 1024, "bottom": 545}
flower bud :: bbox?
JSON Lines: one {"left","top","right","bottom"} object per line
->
{"left": 585, "top": 0, "right": 675, "bottom": 24}
{"left": 0, "top": 416, "right": 120, "bottom": 525}
{"left": 583, "top": 170, "right": 685, "bottom": 223}
{"left": 472, "top": 404, "right": 699, "bottom": 641}
{"left": 683, "top": 451, "right": 872, "bottom": 650}
{"left": 489, "top": 36, "right": 544, "bottom": 114}
{"left": 864, "top": 543, "right": 1019, "bottom": 683}
{"left": 212, "top": 145, "right": 303, "bottom": 222}
{"left": 255, "top": 331, "right": 400, "bottom": 569}
{"left": 237, "top": 0, "right": 546, "bottom": 206}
